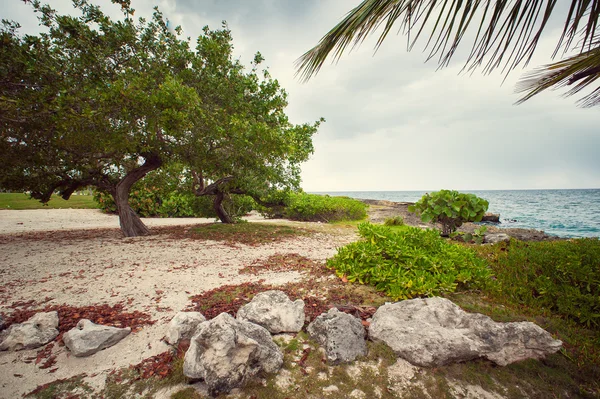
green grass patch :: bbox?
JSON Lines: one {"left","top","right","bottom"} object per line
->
{"left": 0, "top": 193, "right": 97, "bottom": 210}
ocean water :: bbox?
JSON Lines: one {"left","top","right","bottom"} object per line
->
{"left": 312, "top": 189, "right": 600, "bottom": 238}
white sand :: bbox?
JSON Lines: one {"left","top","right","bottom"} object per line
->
{"left": 0, "top": 209, "right": 355, "bottom": 398}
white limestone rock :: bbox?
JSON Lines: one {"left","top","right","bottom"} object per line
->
{"left": 237, "top": 290, "right": 305, "bottom": 333}
{"left": 0, "top": 311, "right": 59, "bottom": 351}
{"left": 63, "top": 319, "right": 131, "bottom": 357}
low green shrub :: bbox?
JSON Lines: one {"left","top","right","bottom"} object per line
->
{"left": 284, "top": 193, "right": 367, "bottom": 222}
{"left": 384, "top": 216, "right": 404, "bottom": 226}
{"left": 408, "top": 190, "right": 489, "bottom": 236}
{"left": 327, "top": 223, "right": 494, "bottom": 300}
{"left": 94, "top": 188, "right": 255, "bottom": 219}
{"left": 94, "top": 187, "right": 162, "bottom": 217}
{"left": 478, "top": 238, "right": 600, "bottom": 329}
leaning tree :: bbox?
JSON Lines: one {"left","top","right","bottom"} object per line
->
{"left": 0, "top": 0, "right": 321, "bottom": 235}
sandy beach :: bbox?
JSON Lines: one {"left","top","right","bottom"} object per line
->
{"left": 0, "top": 209, "right": 355, "bottom": 398}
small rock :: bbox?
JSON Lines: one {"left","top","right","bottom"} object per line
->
{"left": 481, "top": 213, "right": 500, "bottom": 223}
{"left": 0, "top": 312, "right": 59, "bottom": 351}
{"left": 63, "top": 319, "right": 131, "bottom": 357}
{"left": 370, "top": 297, "right": 562, "bottom": 367}
{"left": 307, "top": 308, "right": 367, "bottom": 364}
{"left": 323, "top": 385, "right": 339, "bottom": 393}
{"left": 350, "top": 389, "right": 366, "bottom": 399}
{"left": 166, "top": 312, "right": 206, "bottom": 345}
{"left": 183, "top": 312, "right": 283, "bottom": 396}
{"left": 485, "top": 233, "right": 511, "bottom": 244}
{"left": 236, "top": 290, "right": 304, "bottom": 333}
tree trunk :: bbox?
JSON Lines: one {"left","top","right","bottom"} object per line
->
{"left": 113, "top": 154, "right": 162, "bottom": 237}
{"left": 213, "top": 191, "right": 234, "bottom": 224}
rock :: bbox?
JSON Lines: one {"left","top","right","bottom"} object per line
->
{"left": 307, "top": 308, "right": 367, "bottom": 364}
{"left": 369, "top": 297, "right": 562, "bottom": 367}
{"left": 183, "top": 312, "right": 283, "bottom": 396}
{"left": 63, "top": 319, "right": 131, "bottom": 357}
{"left": 0, "top": 312, "right": 59, "bottom": 351}
{"left": 166, "top": 312, "right": 206, "bottom": 345}
{"left": 481, "top": 213, "right": 500, "bottom": 223}
{"left": 485, "top": 233, "right": 511, "bottom": 244}
{"left": 236, "top": 290, "right": 304, "bottom": 333}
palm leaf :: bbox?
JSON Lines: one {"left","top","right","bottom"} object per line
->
{"left": 516, "top": 44, "right": 600, "bottom": 107}
{"left": 295, "top": 0, "right": 600, "bottom": 102}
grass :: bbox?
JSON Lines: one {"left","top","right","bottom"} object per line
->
{"left": 0, "top": 193, "right": 97, "bottom": 210}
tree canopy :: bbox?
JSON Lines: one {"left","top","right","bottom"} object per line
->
{"left": 295, "top": 0, "right": 600, "bottom": 107}
{"left": 0, "top": 0, "right": 321, "bottom": 236}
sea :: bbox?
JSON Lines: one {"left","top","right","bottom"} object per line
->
{"left": 311, "top": 189, "right": 600, "bottom": 239}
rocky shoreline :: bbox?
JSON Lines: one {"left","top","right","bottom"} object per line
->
{"left": 360, "top": 199, "right": 560, "bottom": 242}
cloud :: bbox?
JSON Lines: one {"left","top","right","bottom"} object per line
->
{"left": 2, "top": 0, "right": 598, "bottom": 191}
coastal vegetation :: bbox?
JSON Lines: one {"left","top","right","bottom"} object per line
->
{"left": 0, "top": 1, "right": 321, "bottom": 236}
{"left": 408, "top": 190, "right": 489, "bottom": 236}
{"left": 327, "top": 223, "right": 494, "bottom": 300}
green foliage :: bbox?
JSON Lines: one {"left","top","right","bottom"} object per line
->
{"left": 451, "top": 225, "right": 488, "bottom": 244}
{"left": 408, "top": 190, "right": 489, "bottom": 236}
{"left": 478, "top": 238, "right": 600, "bottom": 329}
{"left": 283, "top": 193, "right": 367, "bottom": 222}
{"left": 327, "top": 223, "right": 494, "bottom": 300}
{"left": 384, "top": 216, "right": 404, "bottom": 226}
{"left": 1, "top": 3, "right": 321, "bottom": 235}
{"left": 94, "top": 187, "right": 255, "bottom": 219}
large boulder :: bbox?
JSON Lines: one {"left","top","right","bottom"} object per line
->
{"left": 0, "top": 312, "right": 59, "bottom": 351}
{"left": 369, "top": 297, "right": 562, "bottom": 367}
{"left": 183, "top": 312, "right": 283, "bottom": 396}
{"left": 63, "top": 319, "right": 131, "bottom": 357}
{"left": 236, "top": 290, "right": 304, "bottom": 333}
{"left": 481, "top": 213, "right": 500, "bottom": 223}
{"left": 166, "top": 312, "right": 206, "bottom": 345}
{"left": 307, "top": 308, "right": 367, "bottom": 364}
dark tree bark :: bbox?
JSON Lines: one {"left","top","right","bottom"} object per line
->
{"left": 112, "top": 154, "right": 162, "bottom": 237}
{"left": 213, "top": 190, "right": 235, "bottom": 224}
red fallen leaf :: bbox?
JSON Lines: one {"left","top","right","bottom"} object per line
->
{"left": 48, "top": 368, "right": 59, "bottom": 373}
{"left": 361, "top": 320, "right": 371, "bottom": 327}
{"left": 341, "top": 275, "right": 349, "bottom": 283}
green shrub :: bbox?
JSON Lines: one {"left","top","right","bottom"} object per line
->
{"left": 384, "top": 216, "right": 404, "bottom": 226}
{"left": 284, "top": 193, "right": 367, "bottom": 222}
{"left": 93, "top": 186, "right": 162, "bottom": 217}
{"left": 327, "top": 223, "right": 494, "bottom": 300}
{"left": 408, "top": 190, "right": 489, "bottom": 236}
{"left": 480, "top": 238, "right": 600, "bottom": 328}
{"left": 94, "top": 187, "right": 255, "bottom": 219}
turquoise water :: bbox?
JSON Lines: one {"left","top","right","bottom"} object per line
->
{"left": 312, "top": 189, "right": 600, "bottom": 238}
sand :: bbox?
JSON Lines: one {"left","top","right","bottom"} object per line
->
{"left": 0, "top": 209, "right": 355, "bottom": 398}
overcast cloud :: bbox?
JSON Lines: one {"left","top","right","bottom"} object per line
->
{"left": 2, "top": 0, "right": 599, "bottom": 191}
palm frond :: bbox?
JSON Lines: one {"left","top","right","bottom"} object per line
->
{"left": 295, "top": 0, "right": 600, "bottom": 83}
{"left": 516, "top": 44, "right": 600, "bottom": 107}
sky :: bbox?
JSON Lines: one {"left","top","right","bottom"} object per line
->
{"left": 2, "top": 0, "right": 599, "bottom": 191}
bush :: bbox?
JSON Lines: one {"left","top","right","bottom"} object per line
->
{"left": 384, "top": 216, "right": 404, "bottom": 226}
{"left": 94, "top": 188, "right": 255, "bottom": 219}
{"left": 408, "top": 190, "right": 489, "bottom": 236}
{"left": 284, "top": 193, "right": 367, "bottom": 222}
{"left": 479, "top": 238, "right": 600, "bottom": 329}
{"left": 94, "top": 187, "right": 162, "bottom": 217}
{"left": 327, "top": 223, "right": 494, "bottom": 300}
